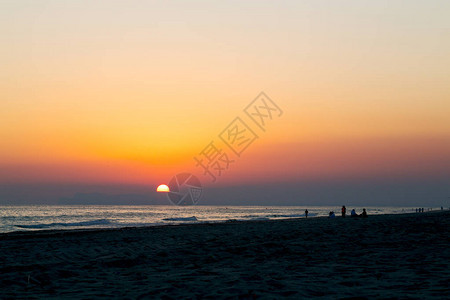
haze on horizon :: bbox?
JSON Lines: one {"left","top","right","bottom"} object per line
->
{"left": 1, "top": 1, "right": 449, "bottom": 206}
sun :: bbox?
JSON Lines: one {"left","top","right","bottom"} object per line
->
{"left": 156, "top": 184, "right": 170, "bottom": 192}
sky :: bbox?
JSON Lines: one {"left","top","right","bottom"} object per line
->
{"left": 1, "top": 1, "right": 449, "bottom": 206}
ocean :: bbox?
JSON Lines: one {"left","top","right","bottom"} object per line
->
{"left": 0, "top": 205, "right": 427, "bottom": 234}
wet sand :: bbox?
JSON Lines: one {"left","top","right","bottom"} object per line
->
{"left": 1, "top": 211, "right": 449, "bottom": 299}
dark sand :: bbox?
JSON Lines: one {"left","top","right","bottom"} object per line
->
{"left": 1, "top": 211, "right": 449, "bottom": 299}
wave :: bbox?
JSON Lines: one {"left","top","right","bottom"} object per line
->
{"left": 250, "top": 217, "right": 270, "bottom": 221}
{"left": 162, "top": 216, "right": 198, "bottom": 222}
{"left": 12, "top": 213, "right": 314, "bottom": 231}
{"left": 271, "top": 213, "right": 318, "bottom": 218}
{"left": 240, "top": 213, "right": 317, "bottom": 219}
{"left": 15, "top": 219, "right": 112, "bottom": 229}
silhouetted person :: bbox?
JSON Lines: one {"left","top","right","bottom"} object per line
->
{"left": 329, "top": 211, "right": 335, "bottom": 218}
{"left": 351, "top": 209, "right": 357, "bottom": 217}
{"left": 341, "top": 206, "right": 346, "bottom": 218}
{"left": 305, "top": 209, "right": 309, "bottom": 218}
{"left": 361, "top": 208, "right": 368, "bottom": 218}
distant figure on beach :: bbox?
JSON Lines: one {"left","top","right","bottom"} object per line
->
{"left": 442, "top": 206, "right": 444, "bottom": 210}
{"left": 341, "top": 206, "right": 346, "bottom": 218}
{"left": 361, "top": 208, "right": 367, "bottom": 218}
{"left": 305, "top": 209, "right": 308, "bottom": 218}
{"left": 329, "top": 211, "right": 335, "bottom": 218}
{"left": 351, "top": 209, "right": 357, "bottom": 217}
{"left": 416, "top": 208, "right": 418, "bottom": 213}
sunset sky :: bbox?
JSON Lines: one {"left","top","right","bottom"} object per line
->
{"left": 1, "top": 1, "right": 449, "bottom": 205}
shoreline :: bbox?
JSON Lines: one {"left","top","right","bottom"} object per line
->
{"left": 1, "top": 209, "right": 444, "bottom": 237}
{"left": 1, "top": 210, "right": 449, "bottom": 298}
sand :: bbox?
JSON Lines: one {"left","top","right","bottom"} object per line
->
{"left": 1, "top": 211, "right": 449, "bottom": 299}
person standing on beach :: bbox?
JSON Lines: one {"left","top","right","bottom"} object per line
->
{"left": 341, "top": 206, "right": 346, "bottom": 218}
{"left": 305, "top": 209, "right": 308, "bottom": 218}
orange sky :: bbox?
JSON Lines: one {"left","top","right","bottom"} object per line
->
{"left": 1, "top": 1, "right": 449, "bottom": 191}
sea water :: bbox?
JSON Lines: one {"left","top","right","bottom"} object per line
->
{"left": 0, "top": 205, "right": 428, "bottom": 234}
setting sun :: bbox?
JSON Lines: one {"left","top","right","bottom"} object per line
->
{"left": 156, "top": 184, "right": 170, "bottom": 192}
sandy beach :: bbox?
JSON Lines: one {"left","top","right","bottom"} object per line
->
{"left": 1, "top": 211, "right": 449, "bottom": 299}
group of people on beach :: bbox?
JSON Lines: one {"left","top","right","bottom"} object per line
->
{"left": 327, "top": 206, "right": 367, "bottom": 218}
{"left": 303, "top": 206, "right": 368, "bottom": 219}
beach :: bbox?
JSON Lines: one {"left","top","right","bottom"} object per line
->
{"left": 1, "top": 211, "right": 449, "bottom": 299}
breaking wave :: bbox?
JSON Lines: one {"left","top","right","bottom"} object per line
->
{"left": 15, "top": 219, "right": 112, "bottom": 229}
{"left": 162, "top": 216, "right": 198, "bottom": 222}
